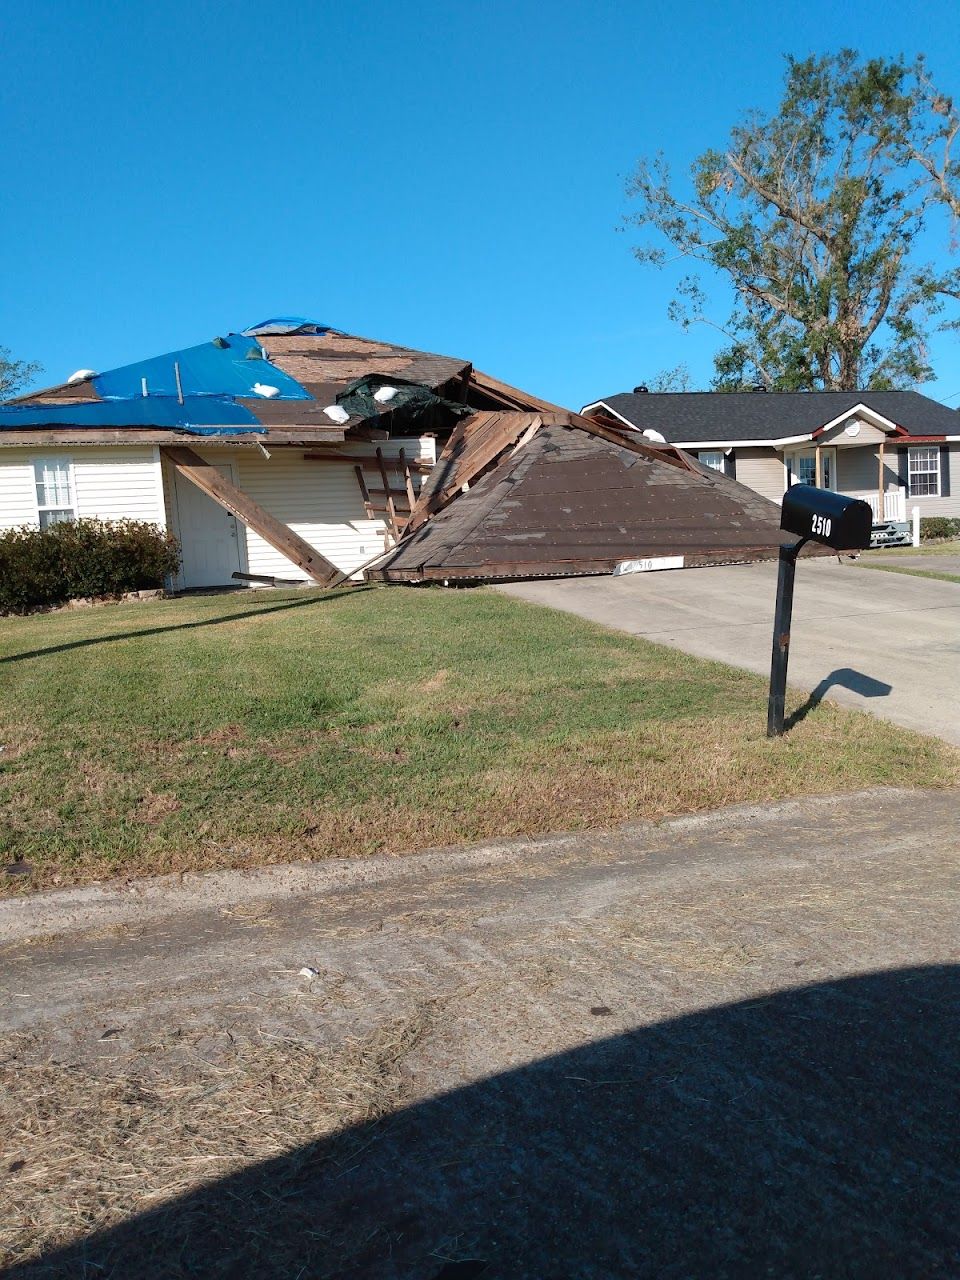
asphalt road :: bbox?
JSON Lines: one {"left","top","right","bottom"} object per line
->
{"left": 4, "top": 787, "right": 960, "bottom": 1278}
{"left": 499, "top": 557, "right": 960, "bottom": 745}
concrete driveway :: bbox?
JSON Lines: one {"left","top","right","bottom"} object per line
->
{"left": 499, "top": 558, "right": 960, "bottom": 745}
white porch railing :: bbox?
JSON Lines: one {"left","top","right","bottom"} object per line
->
{"left": 847, "top": 486, "right": 906, "bottom": 523}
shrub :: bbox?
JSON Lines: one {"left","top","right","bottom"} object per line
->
{"left": 919, "top": 516, "right": 960, "bottom": 543}
{"left": 0, "top": 519, "right": 180, "bottom": 614}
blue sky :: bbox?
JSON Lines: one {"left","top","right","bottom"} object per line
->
{"left": 4, "top": 0, "right": 960, "bottom": 407}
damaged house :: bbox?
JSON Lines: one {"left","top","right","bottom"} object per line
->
{"left": 1, "top": 317, "right": 797, "bottom": 588}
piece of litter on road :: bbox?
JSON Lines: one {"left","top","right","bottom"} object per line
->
{"left": 299, "top": 966, "right": 320, "bottom": 978}
{"left": 613, "top": 555, "right": 684, "bottom": 576}
{"left": 99, "top": 1028, "right": 122, "bottom": 1041}
{"left": 590, "top": 1006, "right": 613, "bottom": 1017}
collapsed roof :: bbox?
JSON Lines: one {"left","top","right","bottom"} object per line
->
{"left": 4, "top": 316, "right": 798, "bottom": 583}
{"left": 368, "top": 410, "right": 800, "bottom": 583}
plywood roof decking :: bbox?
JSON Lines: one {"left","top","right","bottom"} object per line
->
{"left": 258, "top": 331, "right": 470, "bottom": 399}
{"left": 370, "top": 423, "right": 803, "bottom": 582}
{"left": 466, "top": 369, "right": 570, "bottom": 415}
{"left": 407, "top": 411, "right": 543, "bottom": 532}
{"left": 12, "top": 379, "right": 101, "bottom": 404}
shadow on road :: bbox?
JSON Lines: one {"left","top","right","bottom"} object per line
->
{"left": 9, "top": 965, "right": 959, "bottom": 1279}
{"left": 785, "top": 665, "right": 893, "bottom": 730}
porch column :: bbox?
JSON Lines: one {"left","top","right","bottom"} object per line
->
{"left": 878, "top": 438, "right": 885, "bottom": 521}
{"left": 815, "top": 443, "right": 822, "bottom": 488}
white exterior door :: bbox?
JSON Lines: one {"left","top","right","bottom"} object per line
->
{"left": 173, "top": 463, "right": 243, "bottom": 588}
{"left": 787, "top": 448, "right": 837, "bottom": 490}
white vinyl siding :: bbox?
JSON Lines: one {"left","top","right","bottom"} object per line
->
{"left": 162, "top": 437, "right": 436, "bottom": 584}
{"left": 0, "top": 446, "right": 165, "bottom": 531}
{"left": 818, "top": 419, "right": 889, "bottom": 446}
{"left": 235, "top": 449, "right": 386, "bottom": 581}
{"left": 0, "top": 456, "right": 39, "bottom": 528}
{"left": 835, "top": 447, "right": 899, "bottom": 494}
{"left": 732, "top": 447, "right": 788, "bottom": 503}
{"left": 72, "top": 448, "right": 166, "bottom": 524}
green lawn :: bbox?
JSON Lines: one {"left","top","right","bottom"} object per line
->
{"left": 1, "top": 585, "right": 956, "bottom": 890}
{"left": 857, "top": 540, "right": 960, "bottom": 585}
{"left": 862, "top": 540, "right": 960, "bottom": 559}
{"left": 856, "top": 563, "right": 960, "bottom": 585}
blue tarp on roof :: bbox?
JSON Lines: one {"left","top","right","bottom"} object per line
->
{"left": 93, "top": 334, "right": 312, "bottom": 401}
{"left": 242, "top": 317, "right": 331, "bottom": 337}
{"left": 0, "top": 397, "right": 266, "bottom": 435}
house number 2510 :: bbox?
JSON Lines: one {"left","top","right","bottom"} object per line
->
{"left": 811, "top": 513, "right": 832, "bottom": 537}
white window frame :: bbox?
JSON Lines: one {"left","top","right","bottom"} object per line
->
{"left": 907, "top": 446, "right": 940, "bottom": 498}
{"left": 785, "top": 447, "right": 836, "bottom": 491}
{"left": 697, "top": 450, "right": 725, "bottom": 473}
{"left": 33, "top": 456, "right": 77, "bottom": 529}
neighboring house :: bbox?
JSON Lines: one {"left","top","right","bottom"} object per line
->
{"left": 0, "top": 318, "right": 526, "bottom": 590}
{"left": 580, "top": 389, "right": 960, "bottom": 527}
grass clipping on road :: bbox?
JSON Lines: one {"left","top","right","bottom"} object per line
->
{"left": 0, "top": 584, "right": 956, "bottom": 890}
{"left": 1, "top": 1011, "right": 433, "bottom": 1274}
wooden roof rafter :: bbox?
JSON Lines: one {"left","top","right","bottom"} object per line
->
{"left": 162, "top": 445, "right": 340, "bottom": 585}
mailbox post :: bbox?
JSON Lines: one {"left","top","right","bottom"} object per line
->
{"left": 767, "top": 485, "right": 873, "bottom": 738}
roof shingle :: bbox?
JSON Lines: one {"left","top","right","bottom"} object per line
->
{"left": 590, "top": 389, "right": 960, "bottom": 443}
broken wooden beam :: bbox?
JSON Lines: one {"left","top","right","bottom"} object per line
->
{"left": 162, "top": 445, "right": 340, "bottom": 586}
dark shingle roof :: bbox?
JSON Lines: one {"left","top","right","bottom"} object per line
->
{"left": 588, "top": 390, "right": 959, "bottom": 444}
{"left": 370, "top": 421, "right": 815, "bottom": 582}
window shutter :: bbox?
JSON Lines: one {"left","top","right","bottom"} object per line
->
{"left": 896, "top": 449, "right": 910, "bottom": 491}
{"left": 941, "top": 446, "right": 951, "bottom": 498}
{"left": 725, "top": 451, "right": 737, "bottom": 480}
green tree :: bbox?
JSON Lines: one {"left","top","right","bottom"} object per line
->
{"left": 649, "top": 363, "right": 694, "bottom": 391}
{"left": 627, "top": 51, "right": 960, "bottom": 391}
{"left": 0, "top": 346, "right": 42, "bottom": 399}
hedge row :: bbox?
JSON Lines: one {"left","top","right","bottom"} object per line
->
{"left": 919, "top": 516, "right": 960, "bottom": 542}
{"left": 0, "top": 519, "right": 180, "bottom": 614}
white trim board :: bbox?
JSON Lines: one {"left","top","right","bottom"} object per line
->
{"left": 670, "top": 433, "right": 815, "bottom": 450}
{"left": 814, "top": 403, "right": 899, "bottom": 436}
{"left": 580, "top": 400, "right": 642, "bottom": 432}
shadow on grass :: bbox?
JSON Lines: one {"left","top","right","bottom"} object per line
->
{"left": 0, "top": 588, "right": 371, "bottom": 666}
{"left": 785, "top": 666, "right": 893, "bottom": 731}
{"left": 9, "top": 965, "right": 959, "bottom": 1279}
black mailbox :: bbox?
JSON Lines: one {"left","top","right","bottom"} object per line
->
{"left": 767, "top": 484, "right": 874, "bottom": 738}
{"left": 781, "top": 484, "right": 872, "bottom": 551}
